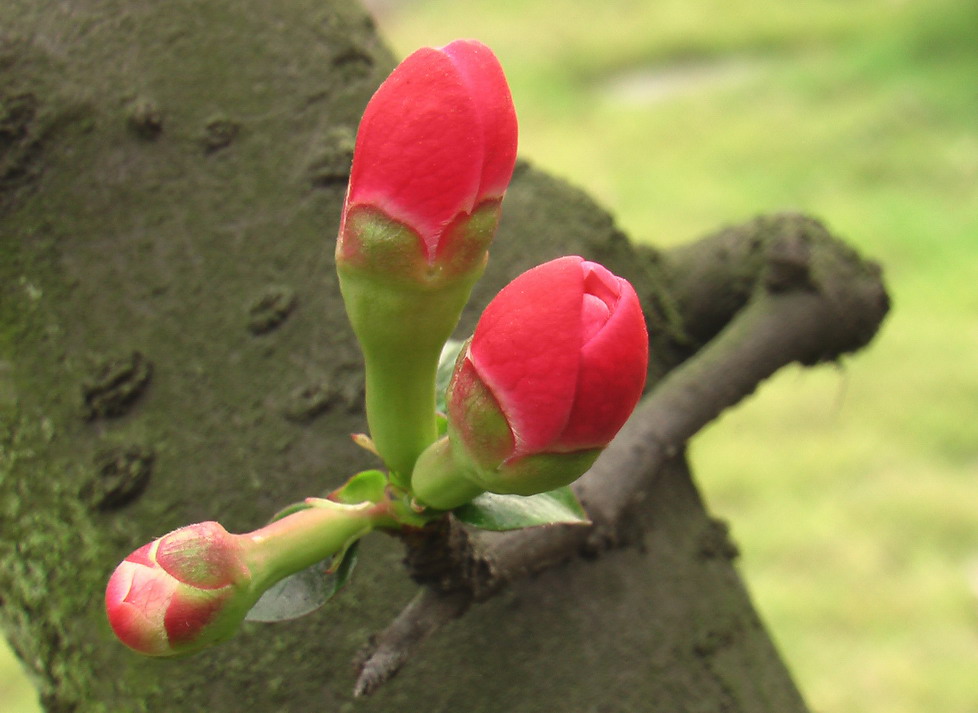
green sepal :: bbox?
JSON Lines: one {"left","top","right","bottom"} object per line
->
{"left": 386, "top": 487, "right": 443, "bottom": 530}
{"left": 329, "top": 469, "right": 388, "bottom": 505}
{"left": 244, "top": 541, "right": 360, "bottom": 623}
{"left": 452, "top": 486, "right": 591, "bottom": 531}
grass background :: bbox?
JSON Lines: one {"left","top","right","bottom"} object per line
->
{"left": 3, "top": 1, "right": 976, "bottom": 711}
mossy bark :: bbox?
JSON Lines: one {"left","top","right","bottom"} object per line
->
{"left": 0, "top": 2, "right": 813, "bottom": 711}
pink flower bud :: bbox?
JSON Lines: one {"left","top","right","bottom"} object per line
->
{"left": 337, "top": 39, "right": 518, "bottom": 284}
{"left": 105, "top": 522, "right": 254, "bottom": 656}
{"left": 446, "top": 256, "right": 648, "bottom": 495}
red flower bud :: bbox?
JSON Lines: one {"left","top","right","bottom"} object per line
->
{"left": 105, "top": 522, "right": 254, "bottom": 656}
{"left": 445, "top": 256, "right": 648, "bottom": 496}
{"left": 335, "top": 40, "right": 518, "bottom": 481}
{"left": 337, "top": 39, "right": 518, "bottom": 284}
{"left": 462, "top": 256, "right": 647, "bottom": 452}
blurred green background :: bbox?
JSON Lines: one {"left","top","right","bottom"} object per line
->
{"left": 3, "top": 1, "right": 976, "bottom": 711}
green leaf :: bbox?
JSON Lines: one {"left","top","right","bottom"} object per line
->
{"left": 452, "top": 486, "right": 591, "bottom": 531}
{"left": 330, "top": 469, "right": 387, "bottom": 505}
{"left": 435, "top": 338, "right": 466, "bottom": 414}
{"left": 245, "top": 541, "right": 359, "bottom": 623}
{"left": 435, "top": 411, "right": 448, "bottom": 438}
{"left": 266, "top": 499, "right": 313, "bottom": 523}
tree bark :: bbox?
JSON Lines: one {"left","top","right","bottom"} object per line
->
{"left": 0, "top": 2, "right": 888, "bottom": 712}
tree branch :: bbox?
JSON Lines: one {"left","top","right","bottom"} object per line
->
{"left": 353, "top": 213, "right": 889, "bottom": 696}
{"left": 353, "top": 588, "right": 471, "bottom": 697}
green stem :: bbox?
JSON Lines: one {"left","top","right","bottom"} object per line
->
{"left": 338, "top": 270, "right": 477, "bottom": 485}
{"left": 362, "top": 340, "right": 440, "bottom": 486}
{"left": 243, "top": 502, "right": 385, "bottom": 590}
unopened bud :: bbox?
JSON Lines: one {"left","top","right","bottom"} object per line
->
{"left": 413, "top": 257, "right": 648, "bottom": 509}
{"left": 105, "top": 522, "right": 256, "bottom": 656}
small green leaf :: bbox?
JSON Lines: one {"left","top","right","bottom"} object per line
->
{"left": 453, "top": 487, "right": 591, "bottom": 531}
{"left": 435, "top": 338, "right": 466, "bottom": 414}
{"left": 330, "top": 469, "right": 387, "bottom": 505}
{"left": 245, "top": 541, "right": 359, "bottom": 623}
{"left": 266, "top": 500, "right": 313, "bottom": 523}
{"left": 435, "top": 411, "right": 448, "bottom": 438}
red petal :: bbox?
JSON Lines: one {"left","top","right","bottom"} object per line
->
{"left": 108, "top": 601, "right": 169, "bottom": 655}
{"left": 441, "top": 40, "right": 518, "bottom": 200}
{"left": 347, "top": 47, "right": 482, "bottom": 257}
{"left": 124, "top": 541, "right": 156, "bottom": 567}
{"left": 558, "top": 273, "right": 647, "bottom": 449}
{"left": 470, "top": 256, "right": 585, "bottom": 454}
{"left": 105, "top": 560, "right": 174, "bottom": 655}
{"left": 580, "top": 294, "right": 612, "bottom": 345}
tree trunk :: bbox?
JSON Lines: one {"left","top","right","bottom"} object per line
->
{"left": 0, "top": 2, "right": 887, "bottom": 711}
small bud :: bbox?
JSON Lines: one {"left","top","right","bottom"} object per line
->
{"left": 413, "top": 257, "right": 649, "bottom": 508}
{"left": 106, "top": 503, "right": 387, "bottom": 656}
{"left": 105, "top": 522, "right": 255, "bottom": 656}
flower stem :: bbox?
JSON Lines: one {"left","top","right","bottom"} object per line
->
{"left": 243, "top": 501, "right": 385, "bottom": 590}
{"left": 338, "top": 270, "right": 478, "bottom": 486}
{"left": 362, "top": 338, "right": 441, "bottom": 486}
